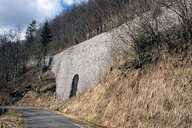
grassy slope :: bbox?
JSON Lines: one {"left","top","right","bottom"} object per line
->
{"left": 59, "top": 51, "right": 192, "bottom": 128}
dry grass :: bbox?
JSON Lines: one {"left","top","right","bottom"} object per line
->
{"left": 59, "top": 52, "right": 192, "bottom": 128}
{"left": 16, "top": 91, "right": 64, "bottom": 111}
{"left": 0, "top": 111, "right": 23, "bottom": 128}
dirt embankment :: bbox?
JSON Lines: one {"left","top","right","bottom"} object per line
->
{"left": 59, "top": 50, "right": 192, "bottom": 128}
{"left": 0, "top": 67, "right": 57, "bottom": 107}
{"left": 15, "top": 69, "right": 59, "bottom": 109}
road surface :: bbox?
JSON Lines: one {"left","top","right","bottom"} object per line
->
{"left": 0, "top": 107, "right": 87, "bottom": 128}
{"left": 20, "top": 108, "right": 84, "bottom": 128}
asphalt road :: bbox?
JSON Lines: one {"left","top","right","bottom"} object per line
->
{"left": 0, "top": 107, "right": 84, "bottom": 128}
{"left": 20, "top": 108, "right": 83, "bottom": 128}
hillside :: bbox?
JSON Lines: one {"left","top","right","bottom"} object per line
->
{"left": 58, "top": 44, "right": 192, "bottom": 128}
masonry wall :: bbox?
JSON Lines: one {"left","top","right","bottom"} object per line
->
{"left": 51, "top": 32, "right": 116, "bottom": 100}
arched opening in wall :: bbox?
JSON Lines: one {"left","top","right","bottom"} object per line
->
{"left": 69, "top": 74, "right": 79, "bottom": 98}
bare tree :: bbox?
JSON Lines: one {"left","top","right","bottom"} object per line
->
{"left": 0, "top": 29, "right": 27, "bottom": 84}
{"left": 157, "top": 0, "right": 192, "bottom": 40}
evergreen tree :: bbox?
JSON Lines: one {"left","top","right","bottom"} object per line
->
{"left": 40, "top": 20, "right": 52, "bottom": 66}
{"left": 25, "top": 20, "right": 37, "bottom": 63}
{"left": 26, "top": 20, "right": 37, "bottom": 46}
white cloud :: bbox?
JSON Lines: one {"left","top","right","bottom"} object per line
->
{"left": 36, "top": 0, "right": 62, "bottom": 18}
{"left": 0, "top": 0, "right": 88, "bottom": 37}
{"left": 62, "top": 0, "right": 74, "bottom": 6}
{"left": 0, "top": 0, "right": 64, "bottom": 39}
{"left": 61, "top": 0, "right": 88, "bottom": 6}
{"left": 0, "top": 0, "right": 62, "bottom": 29}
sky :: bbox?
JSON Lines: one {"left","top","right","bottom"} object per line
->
{"left": 0, "top": 0, "right": 88, "bottom": 38}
